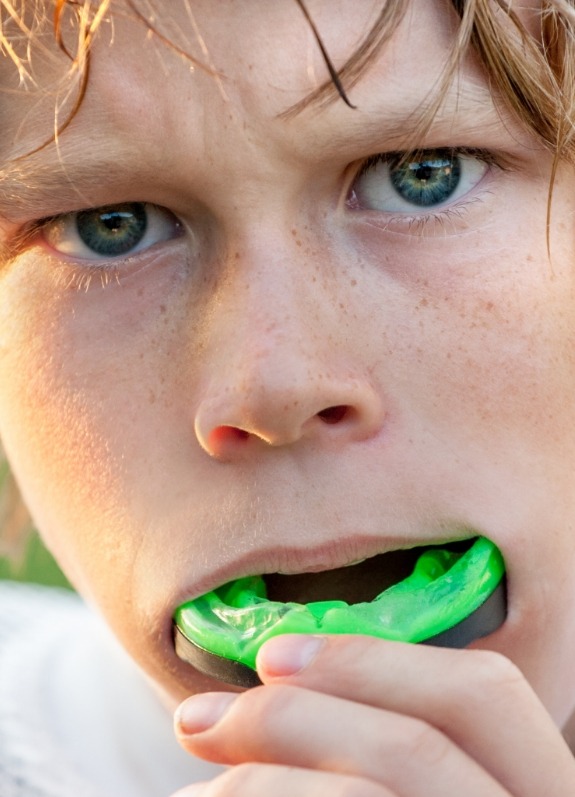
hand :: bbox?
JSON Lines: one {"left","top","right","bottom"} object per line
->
{"left": 172, "top": 635, "right": 575, "bottom": 796}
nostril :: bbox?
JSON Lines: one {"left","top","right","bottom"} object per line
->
{"left": 316, "top": 405, "right": 349, "bottom": 425}
{"left": 209, "top": 425, "right": 250, "bottom": 447}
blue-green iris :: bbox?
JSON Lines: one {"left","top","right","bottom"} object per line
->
{"left": 76, "top": 203, "right": 148, "bottom": 256}
{"left": 390, "top": 151, "right": 461, "bottom": 207}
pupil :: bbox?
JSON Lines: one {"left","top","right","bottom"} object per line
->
{"left": 76, "top": 203, "right": 147, "bottom": 256}
{"left": 413, "top": 164, "right": 434, "bottom": 181}
{"left": 390, "top": 151, "right": 461, "bottom": 207}
{"left": 103, "top": 215, "right": 124, "bottom": 231}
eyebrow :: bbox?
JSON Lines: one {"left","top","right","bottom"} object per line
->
{"left": 0, "top": 146, "right": 141, "bottom": 221}
{"left": 312, "top": 82, "right": 507, "bottom": 158}
{"left": 0, "top": 82, "right": 509, "bottom": 223}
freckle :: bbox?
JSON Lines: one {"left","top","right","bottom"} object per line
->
{"left": 296, "top": 240, "right": 302, "bottom": 247}
{"left": 138, "top": 287, "right": 144, "bottom": 297}
{"left": 350, "top": 279, "right": 357, "bottom": 287}
{"left": 291, "top": 229, "right": 297, "bottom": 236}
{"left": 149, "top": 390, "right": 156, "bottom": 404}
{"left": 159, "top": 304, "right": 167, "bottom": 314}
{"left": 235, "top": 251, "right": 240, "bottom": 260}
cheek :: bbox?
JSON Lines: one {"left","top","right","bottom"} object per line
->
{"left": 361, "top": 217, "right": 575, "bottom": 459}
{"left": 350, "top": 212, "right": 575, "bottom": 563}
{"left": 0, "top": 250, "right": 200, "bottom": 590}
{"left": 412, "top": 283, "right": 574, "bottom": 431}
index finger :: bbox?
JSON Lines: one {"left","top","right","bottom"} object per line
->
{"left": 256, "top": 635, "right": 575, "bottom": 797}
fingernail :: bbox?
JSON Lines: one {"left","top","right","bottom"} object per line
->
{"left": 257, "top": 634, "right": 325, "bottom": 677}
{"left": 175, "top": 692, "right": 237, "bottom": 735}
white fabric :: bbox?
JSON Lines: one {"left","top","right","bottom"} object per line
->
{"left": 0, "top": 581, "right": 223, "bottom": 797}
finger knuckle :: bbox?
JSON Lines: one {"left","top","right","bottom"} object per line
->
{"left": 468, "top": 648, "right": 525, "bottom": 698}
{"left": 407, "top": 719, "right": 452, "bottom": 768}
{"left": 376, "top": 714, "right": 450, "bottom": 770}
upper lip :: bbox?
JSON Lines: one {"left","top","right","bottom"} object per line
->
{"left": 177, "top": 532, "right": 478, "bottom": 603}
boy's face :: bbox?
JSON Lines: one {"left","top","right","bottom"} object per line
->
{"left": 2, "top": 0, "right": 575, "bottom": 720}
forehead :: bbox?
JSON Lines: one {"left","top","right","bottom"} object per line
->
{"left": 0, "top": 0, "right": 538, "bottom": 222}
{"left": 0, "top": 1, "right": 491, "bottom": 149}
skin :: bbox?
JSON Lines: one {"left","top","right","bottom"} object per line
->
{"left": 1, "top": 0, "right": 575, "bottom": 793}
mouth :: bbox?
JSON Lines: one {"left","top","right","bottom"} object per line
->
{"left": 173, "top": 536, "right": 506, "bottom": 688}
{"left": 263, "top": 542, "right": 455, "bottom": 605}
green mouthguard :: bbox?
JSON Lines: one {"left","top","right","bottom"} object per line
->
{"left": 174, "top": 537, "right": 505, "bottom": 686}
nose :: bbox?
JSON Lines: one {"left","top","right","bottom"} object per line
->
{"left": 195, "top": 366, "right": 384, "bottom": 459}
{"left": 193, "top": 247, "right": 385, "bottom": 461}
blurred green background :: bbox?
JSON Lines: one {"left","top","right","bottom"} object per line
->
{"left": 0, "top": 459, "right": 72, "bottom": 588}
{"left": 0, "top": 460, "right": 71, "bottom": 588}
{"left": 0, "top": 529, "right": 72, "bottom": 588}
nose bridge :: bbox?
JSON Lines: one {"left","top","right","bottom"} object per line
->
{"left": 193, "top": 230, "right": 384, "bottom": 457}
{"left": 224, "top": 238, "right": 324, "bottom": 372}
{"left": 204, "top": 232, "right": 337, "bottom": 400}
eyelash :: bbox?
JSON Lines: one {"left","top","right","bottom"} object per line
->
{"left": 356, "top": 146, "right": 501, "bottom": 178}
{"left": 348, "top": 146, "right": 504, "bottom": 231}
{"left": 16, "top": 203, "right": 184, "bottom": 289}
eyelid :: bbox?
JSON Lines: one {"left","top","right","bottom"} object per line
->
{"left": 361, "top": 146, "right": 501, "bottom": 169}
{"left": 356, "top": 147, "right": 504, "bottom": 179}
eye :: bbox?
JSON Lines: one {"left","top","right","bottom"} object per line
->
{"left": 351, "top": 149, "right": 489, "bottom": 213}
{"left": 41, "top": 202, "right": 183, "bottom": 260}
